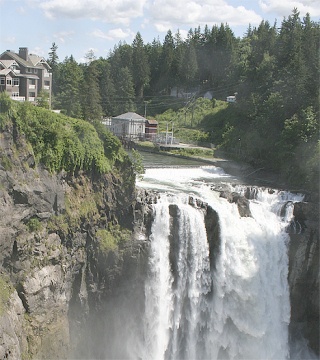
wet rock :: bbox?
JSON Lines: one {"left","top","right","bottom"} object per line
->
{"left": 288, "top": 200, "right": 319, "bottom": 355}
{"left": 219, "top": 190, "right": 252, "bottom": 217}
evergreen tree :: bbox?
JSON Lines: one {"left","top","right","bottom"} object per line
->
{"left": 85, "top": 49, "right": 96, "bottom": 65}
{"left": 180, "top": 42, "right": 198, "bottom": 92}
{"left": 301, "top": 13, "right": 320, "bottom": 106}
{"left": 81, "top": 60, "right": 103, "bottom": 122}
{"left": 173, "top": 30, "right": 185, "bottom": 96}
{"left": 56, "top": 56, "right": 83, "bottom": 118}
{"left": 132, "top": 32, "right": 150, "bottom": 98}
{"left": 96, "top": 58, "right": 116, "bottom": 116}
{"left": 276, "top": 9, "right": 307, "bottom": 116}
{"left": 113, "top": 67, "right": 136, "bottom": 114}
{"left": 47, "top": 42, "right": 60, "bottom": 100}
{"left": 48, "top": 42, "right": 59, "bottom": 69}
{"left": 159, "top": 30, "right": 175, "bottom": 94}
{"left": 145, "top": 38, "right": 162, "bottom": 95}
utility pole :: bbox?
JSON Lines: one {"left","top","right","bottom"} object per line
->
{"left": 171, "top": 122, "right": 174, "bottom": 144}
{"left": 144, "top": 101, "right": 148, "bottom": 118}
{"left": 165, "top": 122, "right": 168, "bottom": 145}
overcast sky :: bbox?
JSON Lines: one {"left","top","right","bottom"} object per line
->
{"left": 0, "top": 0, "right": 319, "bottom": 63}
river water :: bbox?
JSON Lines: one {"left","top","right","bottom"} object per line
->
{"left": 130, "top": 152, "right": 314, "bottom": 360}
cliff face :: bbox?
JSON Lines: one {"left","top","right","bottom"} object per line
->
{"left": 288, "top": 200, "right": 319, "bottom": 355}
{"left": 0, "top": 127, "right": 150, "bottom": 359}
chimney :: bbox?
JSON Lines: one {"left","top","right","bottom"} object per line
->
{"left": 19, "top": 47, "right": 29, "bottom": 61}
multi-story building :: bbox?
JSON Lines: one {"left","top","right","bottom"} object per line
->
{"left": 0, "top": 47, "right": 52, "bottom": 106}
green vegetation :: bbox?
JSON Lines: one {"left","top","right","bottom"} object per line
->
{"left": 0, "top": 153, "right": 13, "bottom": 171}
{"left": 0, "top": 94, "right": 129, "bottom": 175}
{"left": 96, "top": 225, "right": 131, "bottom": 254}
{"left": 26, "top": 218, "right": 42, "bottom": 233}
{"left": 0, "top": 275, "right": 15, "bottom": 316}
{"left": 169, "top": 147, "right": 213, "bottom": 158}
{"left": 130, "top": 149, "right": 145, "bottom": 179}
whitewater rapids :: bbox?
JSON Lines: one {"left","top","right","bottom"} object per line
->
{"left": 135, "top": 165, "right": 305, "bottom": 360}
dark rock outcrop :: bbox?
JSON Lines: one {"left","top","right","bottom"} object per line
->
{"left": 288, "top": 200, "right": 319, "bottom": 356}
{"left": 219, "top": 190, "right": 252, "bottom": 217}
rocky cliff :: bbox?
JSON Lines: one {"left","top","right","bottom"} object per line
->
{"left": 0, "top": 125, "right": 151, "bottom": 359}
{"left": 288, "top": 200, "right": 319, "bottom": 356}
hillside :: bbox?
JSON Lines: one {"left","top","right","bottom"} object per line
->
{"left": 154, "top": 97, "right": 319, "bottom": 193}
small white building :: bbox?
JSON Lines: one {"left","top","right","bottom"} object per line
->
{"left": 226, "top": 95, "right": 236, "bottom": 103}
{"left": 110, "top": 112, "right": 146, "bottom": 139}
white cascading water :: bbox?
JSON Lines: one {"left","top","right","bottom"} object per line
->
{"left": 136, "top": 166, "right": 306, "bottom": 360}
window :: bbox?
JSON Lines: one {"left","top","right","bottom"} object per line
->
{"left": 12, "top": 92, "right": 19, "bottom": 97}
{"left": 34, "top": 69, "right": 38, "bottom": 74}
{"left": 26, "top": 68, "right": 32, "bottom": 73}
{"left": 29, "top": 92, "right": 36, "bottom": 97}
{"left": 29, "top": 79, "right": 36, "bottom": 85}
{"left": 6, "top": 79, "right": 12, "bottom": 85}
{"left": 13, "top": 78, "right": 19, "bottom": 86}
{"left": 0, "top": 78, "right": 5, "bottom": 85}
{"left": 44, "top": 80, "right": 50, "bottom": 86}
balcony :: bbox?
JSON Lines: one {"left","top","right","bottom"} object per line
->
{"left": 29, "top": 84, "right": 36, "bottom": 89}
{"left": 11, "top": 96, "right": 26, "bottom": 102}
{"left": 44, "top": 85, "right": 50, "bottom": 90}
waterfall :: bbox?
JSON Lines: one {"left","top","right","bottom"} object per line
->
{"left": 142, "top": 196, "right": 211, "bottom": 360}
{"left": 136, "top": 166, "right": 306, "bottom": 360}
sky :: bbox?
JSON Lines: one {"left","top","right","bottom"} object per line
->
{"left": 0, "top": 0, "right": 319, "bottom": 63}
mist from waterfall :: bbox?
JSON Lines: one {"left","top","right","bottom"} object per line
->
{"left": 135, "top": 166, "right": 309, "bottom": 360}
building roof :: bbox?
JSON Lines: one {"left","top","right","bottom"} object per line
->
{"left": 112, "top": 112, "right": 147, "bottom": 121}
{"left": 2, "top": 51, "right": 30, "bottom": 68}
{"left": 0, "top": 59, "right": 18, "bottom": 68}
{"left": 29, "top": 54, "right": 51, "bottom": 68}
{"left": 0, "top": 50, "right": 51, "bottom": 70}
{"left": 146, "top": 119, "right": 158, "bottom": 125}
{"left": 0, "top": 68, "right": 14, "bottom": 76}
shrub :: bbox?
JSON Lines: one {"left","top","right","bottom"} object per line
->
{"left": 0, "top": 154, "right": 13, "bottom": 171}
{"left": 96, "top": 225, "right": 131, "bottom": 254}
{"left": 0, "top": 275, "right": 14, "bottom": 316}
{"left": 26, "top": 218, "right": 42, "bottom": 232}
{"left": 14, "top": 102, "right": 111, "bottom": 174}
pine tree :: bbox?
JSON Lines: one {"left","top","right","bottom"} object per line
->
{"left": 159, "top": 30, "right": 175, "bottom": 94}
{"left": 180, "top": 42, "right": 198, "bottom": 92}
{"left": 96, "top": 58, "right": 116, "bottom": 116}
{"left": 145, "top": 38, "right": 162, "bottom": 95}
{"left": 47, "top": 42, "right": 60, "bottom": 98}
{"left": 132, "top": 32, "right": 150, "bottom": 98}
{"left": 82, "top": 61, "right": 103, "bottom": 122}
{"left": 113, "top": 67, "right": 136, "bottom": 114}
{"left": 48, "top": 42, "right": 59, "bottom": 69}
{"left": 56, "top": 56, "right": 83, "bottom": 118}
